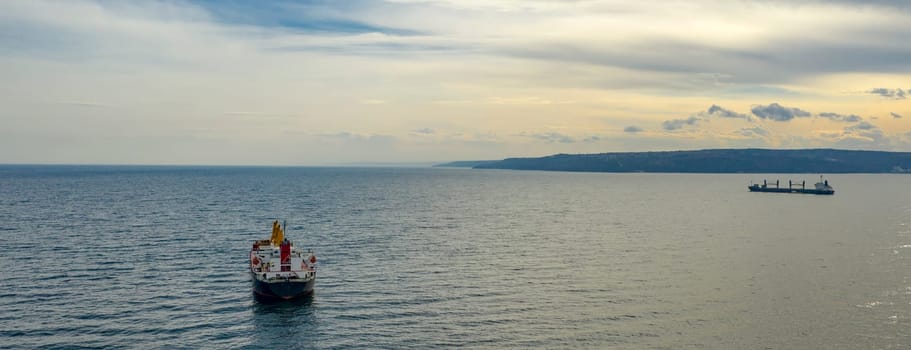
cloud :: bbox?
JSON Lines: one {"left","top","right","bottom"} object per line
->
{"left": 53, "top": 101, "right": 114, "bottom": 108}
{"left": 737, "top": 126, "right": 770, "bottom": 137}
{"left": 521, "top": 132, "right": 575, "bottom": 143}
{"left": 818, "top": 131, "right": 842, "bottom": 139}
{"left": 892, "top": 112, "right": 903, "bottom": 119}
{"left": 708, "top": 104, "right": 751, "bottom": 120}
{"left": 494, "top": 5, "right": 911, "bottom": 88}
{"left": 834, "top": 121, "right": 890, "bottom": 148}
{"left": 318, "top": 131, "right": 396, "bottom": 144}
{"left": 849, "top": 121, "right": 877, "bottom": 131}
{"left": 718, "top": 85, "right": 802, "bottom": 97}
{"left": 818, "top": 112, "right": 862, "bottom": 122}
{"left": 413, "top": 128, "right": 435, "bottom": 134}
{"left": 487, "top": 96, "right": 557, "bottom": 105}
{"left": 821, "top": 0, "right": 911, "bottom": 8}
{"left": 3, "top": 1, "right": 911, "bottom": 164}
{"left": 582, "top": 135, "right": 601, "bottom": 143}
{"left": 662, "top": 116, "right": 700, "bottom": 131}
{"left": 868, "top": 88, "right": 908, "bottom": 99}
{"left": 223, "top": 111, "right": 271, "bottom": 116}
{"left": 693, "top": 104, "right": 752, "bottom": 121}
{"left": 750, "top": 103, "right": 811, "bottom": 122}
{"left": 197, "top": 1, "right": 422, "bottom": 36}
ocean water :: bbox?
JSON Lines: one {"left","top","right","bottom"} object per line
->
{"left": 1, "top": 165, "right": 910, "bottom": 349}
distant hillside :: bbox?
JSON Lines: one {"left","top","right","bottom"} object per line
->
{"left": 434, "top": 160, "right": 499, "bottom": 168}
{"left": 469, "top": 149, "right": 911, "bottom": 173}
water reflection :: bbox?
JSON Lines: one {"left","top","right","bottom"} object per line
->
{"left": 250, "top": 294, "right": 322, "bottom": 348}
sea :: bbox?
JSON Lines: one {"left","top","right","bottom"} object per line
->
{"left": 1, "top": 165, "right": 909, "bottom": 349}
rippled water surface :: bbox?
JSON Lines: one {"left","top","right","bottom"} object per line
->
{"left": 1, "top": 166, "right": 910, "bottom": 349}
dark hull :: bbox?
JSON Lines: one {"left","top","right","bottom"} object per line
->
{"left": 748, "top": 185, "right": 834, "bottom": 195}
{"left": 251, "top": 276, "right": 315, "bottom": 300}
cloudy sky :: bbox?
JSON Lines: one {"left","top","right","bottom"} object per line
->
{"left": 1, "top": 0, "right": 910, "bottom": 165}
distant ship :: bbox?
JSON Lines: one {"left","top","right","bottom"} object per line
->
{"left": 250, "top": 220, "right": 317, "bottom": 299}
{"left": 748, "top": 176, "right": 834, "bottom": 195}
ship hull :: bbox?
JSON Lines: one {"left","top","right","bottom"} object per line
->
{"left": 748, "top": 185, "right": 834, "bottom": 195}
{"left": 251, "top": 275, "right": 315, "bottom": 299}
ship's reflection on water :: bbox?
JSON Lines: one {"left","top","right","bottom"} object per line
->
{"left": 250, "top": 294, "right": 321, "bottom": 348}
{"left": 253, "top": 293, "right": 315, "bottom": 307}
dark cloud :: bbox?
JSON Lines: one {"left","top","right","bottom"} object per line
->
{"left": 892, "top": 112, "right": 903, "bottom": 119}
{"left": 750, "top": 103, "right": 811, "bottom": 121}
{"left": 818, "top": 112, "right": 862, "bottom": 122}
{"left": 527, "top": 132, "right": 575, "bottom": 143}
{"left": 413, "top": 128, "right": 435, "bottom": 134}
{"left": 868, "top": 88, "right": 907, "bottom": 99}
{"left": 582, "top": 136, "right": 601, "bottom": 143}
{"left": 623, "top": 126, "right": 644, "bottom": 133}
{"left": 699, "top": 104, "right": 752, "bottom": 121}
{"left": 662, "top": 116, "right": 700, "bottom": 131}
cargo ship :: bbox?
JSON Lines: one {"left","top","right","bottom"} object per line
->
{"left": 748, "top": 176, "right": 834, "bottom": 195}
{"left": 250, "top": 220, "right": 317, "bottom": 299}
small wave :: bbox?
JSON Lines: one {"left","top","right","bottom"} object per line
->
{"left": 856, "top": 301, "right": 893, "bottom": 308}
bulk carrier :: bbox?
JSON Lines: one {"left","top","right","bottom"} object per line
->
{"left": 748, "top": 176, "right": 834, "bottom": 195}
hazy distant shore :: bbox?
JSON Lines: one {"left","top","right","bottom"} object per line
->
{"left": 436, "top": 148, "right": 911, "bottom": 173}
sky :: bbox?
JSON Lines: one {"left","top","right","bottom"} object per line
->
{"left": 1, "top": 0, "right": 910, "bottom": 165}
